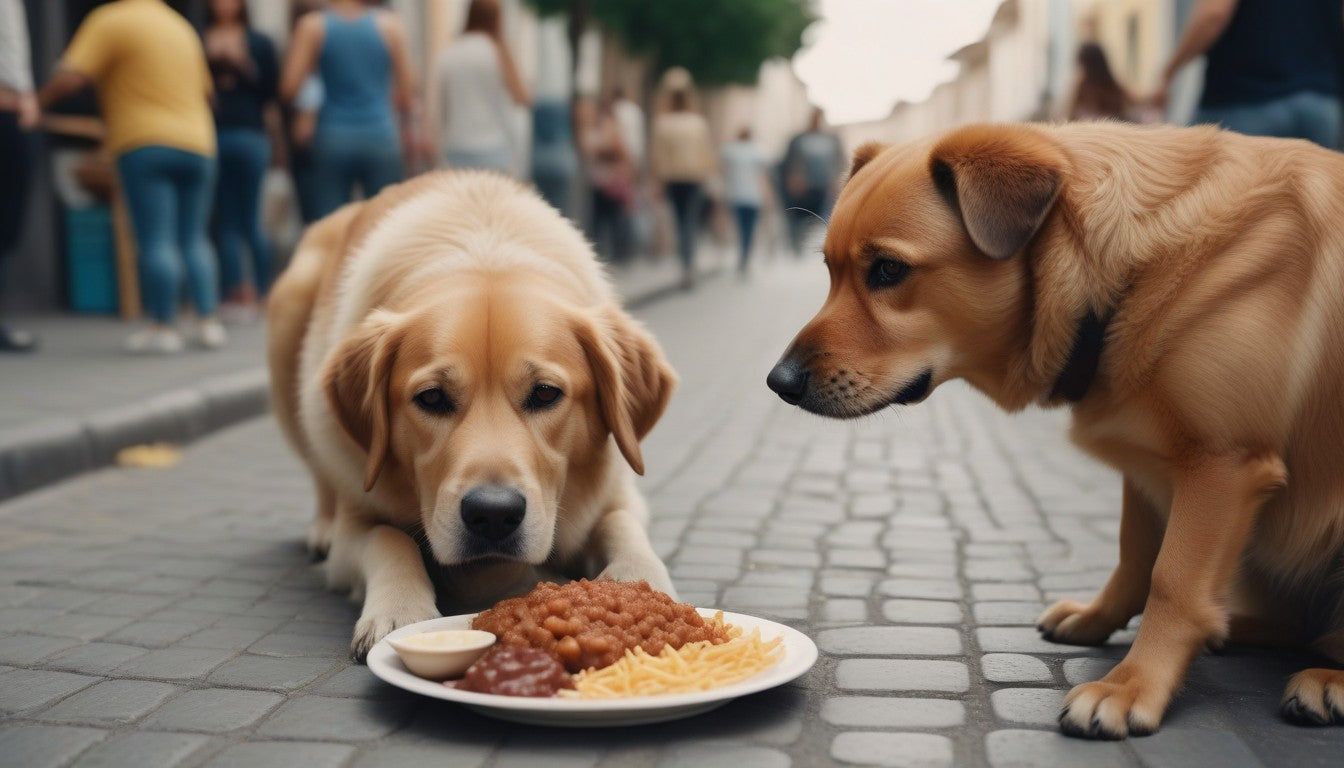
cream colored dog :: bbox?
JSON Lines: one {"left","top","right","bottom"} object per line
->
{"left": 770, "top": 122, "right": 1344, "bottom": 737}
{"left": 268, "top": 171, "right": 676, "bottom": 659}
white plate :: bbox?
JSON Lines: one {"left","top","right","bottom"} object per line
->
{"left": 367, "top": 609, "right": 818, "bottom": 727}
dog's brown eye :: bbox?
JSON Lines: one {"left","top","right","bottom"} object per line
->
{"left": 868, "top": 258, "right": 911, "bottom": 289}
{"left": 525, "top": 384, "right": 563, "bottom": 411}
{"left": 413, "top": 387, "right": 454, "bottom": 414}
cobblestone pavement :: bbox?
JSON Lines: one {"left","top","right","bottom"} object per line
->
{"left": 1, "top": 261, "right": 1340, "bottom": 767}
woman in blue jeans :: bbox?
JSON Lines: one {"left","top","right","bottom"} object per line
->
{"left": 281, "top": 0, "right": 416, "bottom": 219}
{"left": 40, "top": 0, "right": 223, "bottom": 354}
{"left": 205, "top": 0, "right": 280, "bottom": 322}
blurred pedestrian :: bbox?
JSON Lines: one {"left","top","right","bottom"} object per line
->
{"left": 40, "top": 0, "right": 223, "bottom": 354}
{"left": 0, "top": 0, "right": 39, "bottom": 352}
{"left": 432, "top": 0, "right": 530, "bottom": 175}
{"left": 205, "top": 0, "right": 280, "bottom": 324}
{"left": 651, "top": 85, "right": 715, "bottom": 289}
{"left": 720, "top": 126, "right": 768, "bottom": 275}
{"left": 1068, "top": 43, "right": 1137, "bottom": 121}
{"left": 282, "top": 0, "right": 416, "bottom": 219}
{"left": 286, "top": 0, "right": 326, "bottom": 225}
{"left": 578, "top": 95, "right": 635, "bottom": 263}
{"left": 611, "top": 86, "right": 649, "bottom": 254}
{"left": 780, "top": 108, "right": 843, "bottom": 257}
{"left": 1155, "top": 0, "right": 1342, "bottom": 147}
{"left": 530, "top": 17, "right": 575, "bottom": 214}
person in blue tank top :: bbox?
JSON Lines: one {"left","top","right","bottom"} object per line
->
{"left": 280, "top": 0, "right": 416, "bottom": 218}
{"left": 1155, "top": 0, "right": 1343, "bottom": 148}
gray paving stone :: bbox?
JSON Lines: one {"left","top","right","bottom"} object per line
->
{"left": 248, "top": 632, "right": 349, "bottom": 658}
{"left": 981, "top": 653, "right": 1053, "bottom": 684}
{"left": 973, "top": 601, "right": 1046, "bottom": 626}
{"left": 985, "top": 729, "right": 1138, "bottom": 768}
{"left": 178, "top": 626, "right": 271, "bottom": 650}
{"left": 28, "top": 613, "right": 135, "bottom": 642}
{"left": 0, "top": 668, "right": 101, "bottom": 713}
{"left": 0, "top": 606, "right": 67, "bottom": 631}
{"left": 43, "top": 643, "right": 149, "bottom": 676}
{"left": 831, "top": 732, "right": 954, "bottom": 767}
{"left": 71, "top": 731, "right": 209, "bottom": 768}
{"left": 112, "top": 647, "right": 236, "bottom": 681}
{"left": 821, "top": 575, "right": 876, "bottom": 597}
{"left": 256, "top": 695, "right": 413, "bottom": 740}
{"left": 971, "top": 583, "right": 1042, "bottom": 601}
{"left": 835, "top": 659, "right": 970, "bottom": 692}
{"left": 818, "top": 598, "right": 868, "bottom": 623}
{"left": 143, "top": 688, "right": 284, "bottom": 732}
{"left": 818, "top": 626, "right": 963, "bottom": 656}
{"left": 82, "top": 593, "right": 178, "bottom": 618}
{"left": 721, "top": 585, "right": 810, "bottom": 609}
{"left": 492, "top": 747, "right": 600, "bottom": 768}
{"left": 102, "top": 621, "right": 200, "bottom": 648}
{"left": 749, "top": 549, "right": 820, "bottom": 568}
{"left": 990, "top": 687, "right": 1067, "bottom": 725}
{"left": 827, "top": 549, "right": 888, "bottom": 569}
{"left": 202, "top": 741, "right": 356, "bottom": 768}
{"left": 24, "top": 589, "right": 99, "bottom": 611}
{"left": 877, "top": 579, "right": 963, "bottom": 601}
{"left": 1063, "top": 657, "right": 1118, "bottom": 685}
{"left": 1129, "top": 728, "right": 1266, "bottom": 768}
{"left": 821, "top": 696, "right": 965, "bottom": 728}
{"left": 207, "top": 654, "right": 340, "bottom": 690}
{"left": 352, "top": 743, "right": 493, "bottom": 768}
{"left": 657, "top": 744, "right": 791, "bottom": 768}
{"left": 881, "top": 599, "right": 963, "bottom": 624}
{"left": 41, "top": 680, "right": 181, "bottom": 727}
{"left": 312, "top": 664, "right": 399, "bottom": 698}
{"left": 0, "top": 633, "right": 82, "bottom": 664}
{"left": 977, "top": 627, "right": 1095, "bottom": 655}
{"left": 0, "top": 724, "right": 107, "bottom": 768}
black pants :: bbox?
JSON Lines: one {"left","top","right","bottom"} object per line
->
{"left": 0, "top": 111, "right": 33, "bottom": 307}
{"left": 590, "top": 188, "right": 630, "bottom": 263}
{"left": 665, "top": 181, "right": 703, "bottom": 272}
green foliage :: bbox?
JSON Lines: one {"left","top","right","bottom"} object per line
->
{"left": 523, "top": 0, "right": 812, "bottom": 86}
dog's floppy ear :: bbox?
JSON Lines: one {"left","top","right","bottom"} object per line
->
{"left": 929, "top": 125, "right": 1066, "bottom": 260}
{"left": 576, "top": 306, "right": 677, "bottom": 475}
{"left": 324, "top": 310, "right": 406, "bottom": 492}
{"left": 849, "top": 141, "right": 886, "bottom": 180}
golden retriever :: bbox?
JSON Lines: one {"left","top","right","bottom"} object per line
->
{"left": 268, "top": 171, "right": 676, "bottom": 659}
{"left": 768, "top": 122, "right": 1344, "bottom": 738}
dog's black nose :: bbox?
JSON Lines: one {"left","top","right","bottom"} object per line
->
{"left": 460, "top": 485, "right": 526, "bottom": 541}
{"left": 767, "top": 359, "right": 810, "bottom": 405}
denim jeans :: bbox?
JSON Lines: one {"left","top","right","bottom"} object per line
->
{"left": 732, "top": 204, "right": 760, "bottom": 270}
{"left": 310, "top": 127, "right": 403, "bottom": 219}
{"left": 444, "top": 146, "right": 514, "bottom": 176}
{"left": 215, "top": 128, "right": 271, "bottom": 297}
{"left": 117, "top": 146, "right": 218, "bottom": 323}
{"left": 1196, "top": 90, "right": 1342, "bottom": 148}
{"left": 665, "top": 182, "right": 704, "bottom": 273}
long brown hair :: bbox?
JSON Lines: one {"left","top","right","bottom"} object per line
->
{"left": 464, "top": 0, "right": 502, "bottom": 36}
{"left": 1071, "top": 42, "right": 1130, "bottom": 120}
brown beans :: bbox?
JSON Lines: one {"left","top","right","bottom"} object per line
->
{"left": 471, "top": 579, "right": 733, "bottom": 673}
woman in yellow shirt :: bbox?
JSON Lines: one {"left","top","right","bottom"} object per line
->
{"left": 40, "top": 0, "right": 224, "bottom": 354}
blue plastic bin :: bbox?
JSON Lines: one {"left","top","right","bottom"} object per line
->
{"left": 65, "top": 205, "right": 118, "bottom": 314}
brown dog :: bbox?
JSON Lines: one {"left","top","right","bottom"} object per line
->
{"left": 768, "top": 121, "right": 1344, "bottom": 738}
{"left": 268, "top": 171, "right": 676, "bottom": 659}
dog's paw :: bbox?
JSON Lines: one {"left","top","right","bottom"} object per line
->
{"left": 1037, "top": 599, "right": 1124, "bottom": 645}
{"left": 599, "top": 557, "right": 676, "bottom": 599}
{"left": 1058, "top": 663, "right": 1166, "bottom": 739}
{"left": 1281, "top": 669, "right": 1344, "bottom": 726}
{"left": 350, "top": 604, "right": 440, "bottom": 663}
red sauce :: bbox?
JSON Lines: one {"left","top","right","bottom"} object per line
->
{"left": 453, "top": 645, "right": 575, "bottom": 697}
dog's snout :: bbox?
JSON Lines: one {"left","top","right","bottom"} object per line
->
{"left": 460, "top": 485, "right": 526, "bottom": 541}
{"left": 767, "top": 359, "right": 810, "bottom": 405}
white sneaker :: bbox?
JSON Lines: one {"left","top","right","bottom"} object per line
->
{"left": 197, "top": 317, "right": 228, "bottom": 350}
{"left": 218, "top": 302, "right": 261, "bottom": 325}
{"left": 123, "top": 326, "right": 184, "bottom": 355}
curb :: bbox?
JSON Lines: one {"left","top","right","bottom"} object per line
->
{"left": 0, "top": 265, "right": 723, "bottom": 503}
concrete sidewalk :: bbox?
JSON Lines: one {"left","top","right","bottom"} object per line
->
{"left": 0, "top": 252, "right": 726, "bottom": 501}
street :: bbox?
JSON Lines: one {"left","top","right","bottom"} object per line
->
{"left": 0, "top": 260, "right": 1338, "bottom": 768}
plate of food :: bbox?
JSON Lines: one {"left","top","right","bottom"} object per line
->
{"left": 366, "top": 579, "right": 818, "bottom": 727}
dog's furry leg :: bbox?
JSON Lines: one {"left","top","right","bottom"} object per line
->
{"left": 307, "top": 479, "right": 336, "bottom": 562}
{"left": 1039, "top": 476, "right": 1161, "bottom": 645}
{"left": 1059, "top": 454, "right": 1285, "bottom": 739}
{"left": 327, "top": 512, "right": 441, "bottom": 661}
{"left": 590, "top": 493, "right": 675, "bottom": 597}
{"left": 1281, "top": 627, "right": 1344, "bottom": 725}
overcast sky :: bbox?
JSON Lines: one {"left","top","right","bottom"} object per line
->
{"left": 793, "top": 0, "right": 1004, "bottom": 125}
